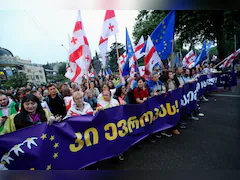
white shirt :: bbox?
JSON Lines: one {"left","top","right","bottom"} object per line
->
{"left": 66, "top": 102, "right": 93, "bottom": 118}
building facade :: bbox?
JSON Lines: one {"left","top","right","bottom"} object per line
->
{"left": 0, "top": 47, "right": 47, "bottom": 85}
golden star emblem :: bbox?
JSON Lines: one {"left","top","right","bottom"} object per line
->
{"left": 163, "top": 31, "right": 165, "bottom": 34}
{"left": 27, "top": 138, "right": 31, "bottom": 141}
{"left": 49, "top": 135, "right": 55, "bottom": 141}
{"left": 163, "top": 25, "right": 166, "bottom": 29}
{"left": 54, "top": 142, "right": 59, "bottom": 149}
{"left": 160, "top": 36, "right": 162, "bottom": 39}
{"left": 46, "top": 164, "right": 52, "bottom": 170}
{"left": 155, "top": 39, "right": 158, "bottom": 43}
{"left": 53, "top": 152, "right": 58, "bottom": 159}
{"left": 40, "top": 134, "right": 47, "bottom": 140}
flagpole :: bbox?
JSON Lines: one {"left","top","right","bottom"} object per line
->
{"left": 115, "top": 34, "right": 124, "bottom": 83}
{"left": 171, "top": 39, "right": 174, "bottom": 71}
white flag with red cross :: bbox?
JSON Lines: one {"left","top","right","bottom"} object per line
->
{"left": 134, "top": 36, "right": 145, "bottom": 61}
{"left": 221, "top": 48, "right": 240, "bottom": 68}
{"left": 144, "top": 36, "right": 161, "bottom": 80}
{"left": 182, "top": 50, "right": 196, "bottom": 68}
{"left": 99, "top": 10, "right": 119, "bottom": 68}
{"left": 65, "top": 11, "right": 88, "bottom": 84}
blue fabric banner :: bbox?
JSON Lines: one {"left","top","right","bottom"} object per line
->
{"left": 0, "top": 72, "right": 237, "bottom": 170}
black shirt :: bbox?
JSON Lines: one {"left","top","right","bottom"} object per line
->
{"left": 46, "top": 94, "right": 66, "bottom": 117}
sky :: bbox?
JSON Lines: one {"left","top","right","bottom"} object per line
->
{"left": 0, "top": 10, "right": 139, "bottom": 64}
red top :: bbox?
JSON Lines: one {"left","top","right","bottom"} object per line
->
{"left": 134, "top": 88, "right": 149, "bottom": 100}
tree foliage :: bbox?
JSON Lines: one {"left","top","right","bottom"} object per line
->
{"left": 133, "top": 10, "right": 240, "bottom": 60}
{"left": 107, "top": 43, "right": 125, "bottom": 72}
{"left": 2, "top": 73, "right": 28, "bottom": 89}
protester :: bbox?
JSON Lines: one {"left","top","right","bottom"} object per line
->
{"left": 31, "top": 90, "right": 51, "bottom": 113}
{"left": 114, "top": 84, "right": 129, "bottom": 105}
{"left": 0, "top": 94, "right": 61, "bottom": 135}
{"left": 61, "top": 87, "right": 73, "bottom": 112}
{"left": 84, "top": 90, "right": 98, "bottom": 110}
{"left": 0, "top": 94, "right": 20, "bottom": 133}
{"left": 133, "top": 77, "right": 149, "bottom": 104}
{"left": 147, "top": 72, "right": 166, "bottom": 97}
{"left": 173, "top": 67, "right": 187, "bottom": 129}
{"left": 95, "top": 89, "right": 119, "bottom": 113}
{"left": 44, "top": 84, "right": 66, "bottom": 117}
{"left": 89, "top": 81, "right": 100, "bottom": 98}
{"left": 65, "top": 91, "right": 93, "bottom": 118}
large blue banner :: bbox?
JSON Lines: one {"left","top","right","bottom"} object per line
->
{"left": 0, "top": 72, "right": 237, "bottom": 170}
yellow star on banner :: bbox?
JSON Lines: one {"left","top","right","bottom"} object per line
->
{"left": 40, "top": 134, "right": 47, "bottom": 140}
{"left": 160, "top": 36, "right": 163, "bottom": 39}
{"left": 53, "top": 142, "right": 59, "bottom": 149}
{"left": 46, "top": 164, "right": 52, "bottom": 170}
{"left": 155, "top": 39, "right": 158, "bottom": 43}
{"left": 162, "top": 21, "right": 165, "bottom": 25}
{"left": 30, "top": 168, "right": 35, "bottom": 170}
{"left": 163, "top": 25, "right": 166, "bottom": 29}
{"left": 49, "top": 135, "right": 55, "bottom": 141}
{"left": 162, "top": 31, "right": 165, "bottom": 34}
{"left": 53, "top": 152, "right": 58, "bottom": 159}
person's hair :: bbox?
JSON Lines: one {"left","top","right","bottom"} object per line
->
{"left": 137, "top": 77, "right": 146, "bottom": 83}
{"left": 101, "top": 83, "right": 110, "bottom": 92}
{"left": 114, "top": 85, "right": 124, "bottom": 97}
{"left": 14, "top": 94, "right": 47, "bottom": 129}
{"left": 0, "top": 93, "right": 7, "bottom": 97}
{"left": 90, "top": 81, "right": 96, "bottom": 87}
{"left": 61, "top": 88, "right": 71, "bottom": 97}
{"left": 73, "top": 91, "right": 83, "bottom": 99}
{"left": 102, "top": 89, "right": 111, "bottom": 96}
{"left": 184, "top": 68, "right": 190, "bottom": 78}
{"left": 47, "top": 84, "right": 55, "bottom": 89}
{"left": 160, "top": 70, "right": 171, "bottom": 83}
{"left": 30, "top": 90, "right": 38, "bottom": 94}
{"left": 107, "top": 81, "right": 115, "bottom": 89}
{"left": 151, "top": 72, "right": 159, "bottom": 78}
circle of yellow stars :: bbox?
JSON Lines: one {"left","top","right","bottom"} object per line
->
{"left": 30, "top": 133, "right": 60, "bottom": 170}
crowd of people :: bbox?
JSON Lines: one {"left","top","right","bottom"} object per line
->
{"left": 0, "top": 62, "right": 226, "bottom": 163}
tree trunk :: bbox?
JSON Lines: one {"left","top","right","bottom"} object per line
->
{"left": 214, "top": 11, "right": 226, "bottom": 60}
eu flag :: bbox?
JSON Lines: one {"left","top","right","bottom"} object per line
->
{"left": 193, "top": 41, "right": 207, "bottom": 67}
{"left": 142, "top": 10, "right": 175, "bottom": 60}
{"left": 107, "top": 65, "right": 112, "bottom": 75}
{"left": 122, "top": 28, "right": 135, "bottom": 76}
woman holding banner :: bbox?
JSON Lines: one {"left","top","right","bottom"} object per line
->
{"left": 0, "top": 94, "right": 62, "bottom": 135}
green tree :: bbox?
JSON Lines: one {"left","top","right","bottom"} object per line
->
{"left": 2, "top": 73, "right": 28, "bottom": 89}
{"left": 133, "top": 10, "right": 240, "bottom": 60}
{"left": 58, "top": 62, "right": 66, "bottom": 76}
{"left": 107, "top": 43, "right": 125, "bottom": 73}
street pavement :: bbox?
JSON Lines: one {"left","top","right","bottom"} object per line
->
{"left": 89, "top": 79, "right": 240, "bottom": 170}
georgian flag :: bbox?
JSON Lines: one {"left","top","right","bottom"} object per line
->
{"left": 221, "top": 48, "right": 240, "bottom": 68}
{"left": 182, "top": 50, "right": 196, "bottom": 68}
{"left": 134, "top": 36, "right": 145, "bottom": 61}
{"left": 99, "top": 10, "right": 119, "bottom": 68}
{"left": 101, "top": 10, "right": 119, "bottom": 39}
{"left": 65, "top": 11, "right": 87, "bottom": 84}
{"left": 144, "top": 36, "right": 161, "bottom": 80}
{"left": 138, "top": 66, "right": 146, "bottom": 77}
